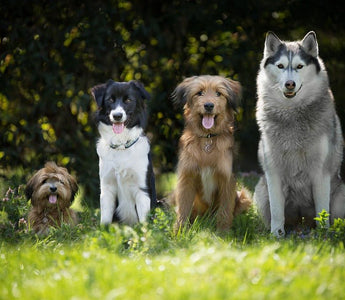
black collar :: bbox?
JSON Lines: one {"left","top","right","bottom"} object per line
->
{"left": 110, "top": 136, "right": 140, "bottom": 150}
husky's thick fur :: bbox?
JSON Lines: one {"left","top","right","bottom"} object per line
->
{"left": 254, "top": 31, "right": 345, "bottom": 237}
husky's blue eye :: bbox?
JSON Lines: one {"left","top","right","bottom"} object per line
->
{"left": 296, "top": 64, "right": 304, "bottom": 69}
{"left": 277, "top": 64, "right": 284, "bottom": 69}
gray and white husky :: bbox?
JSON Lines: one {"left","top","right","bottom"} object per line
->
{"left": 254, "top": 31, "right": 345, "bottom": 237}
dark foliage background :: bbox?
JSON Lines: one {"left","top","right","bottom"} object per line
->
{"left": 1, "top": 0, "right": 345, "bottom": 206}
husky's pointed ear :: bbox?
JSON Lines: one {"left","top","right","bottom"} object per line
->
{"left": 91, "top": 79, "right": 114, "bottom": 107}
{"left": 264, "top": 31, "right": 282, "bottom": 57}
{"left": 224, "top": 78, "right": 242, "bottom": 113}
{"left": 301, "top": 31, "right": 318, "bottom": 57}
{"left": 130, "top": 80, "right": 151, "bottom": 100}
{"left": 171, "top": 76, "right": 196, "bottom": 108}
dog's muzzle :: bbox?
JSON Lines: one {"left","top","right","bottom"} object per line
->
{"left": 284, "top": 80, "right": 302, "bottom": 98}
{"left": 110, "top": 108, "right": 127, "bottom": 134}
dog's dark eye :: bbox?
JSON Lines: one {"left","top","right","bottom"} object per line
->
{"left": 196, "top": 91, "right": 204, "bottom": 96}
{"left": 124, "top": 98, "right": 132, "bottom": 104}
{"left": 296, "top": 64, "right": 304, "bottom": 70}
{"left": 59, "top": 180, "right": 65, "bottom": 185}
{"left": 277, "top": 64, "right": 284, "bottom": 69}
{"left": 108, "top": 98, "right": 115, "bottom": 103}
{"left": 216, "top": 91, "right": 221, "bottom": 97}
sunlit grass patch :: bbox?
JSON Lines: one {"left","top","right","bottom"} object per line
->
{"left": 2, "top": 236, "right": 345, "bottom": 299}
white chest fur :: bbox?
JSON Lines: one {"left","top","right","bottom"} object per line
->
{"left": 97, "top": 123, "right": 151, "bottom": 225}
{"left": 201, "top": 167, "right": 216, "bottom": 205}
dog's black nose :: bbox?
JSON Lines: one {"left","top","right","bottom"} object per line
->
{"left": 204, "top": 102, "right": 214, "bottom": 112}
{"left": 112, "top": 112, "right": 123, "bottom": 121}
{"left": 285, "top": 80, "right": 296, "bottom": 90}
{"left": 50, "top": 186, "right": 57, "bottom": 192}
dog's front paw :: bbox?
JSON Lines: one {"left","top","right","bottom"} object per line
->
{"left": 271, "top": 228, "right": 285, "bottom": 238}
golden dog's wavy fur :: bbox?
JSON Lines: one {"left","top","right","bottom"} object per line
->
{"left": 25, "top": 162, "right": 78, "bottom": 235}
{"left": 171, "top": 75, "right": 252, "bottom": 231}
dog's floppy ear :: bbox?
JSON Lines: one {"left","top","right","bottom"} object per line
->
{"left": 171, "top": 76, "right": 196, "bottom": 108}
{"left": 224, "top": 78, "right": 242, "bottom": 113}
{"left": 301, "top": 31, "right": 318, "bottom": 57}
{"left": 25, "top": 180, "right": 34, "bottom": 201}
{"left": 91, "top": 79, "right": 115, "bottom": 107}
{"left": 264, "top": 31, "right": 282, "bottom": 57}
{"left": 25, "top": 171, "right": 40, "bottom": 206}
{"left": 130, "top": 80, "right": 151, "bottom": 100}
{"left": 67, "top": 174, "right": 78, "bottom": 203}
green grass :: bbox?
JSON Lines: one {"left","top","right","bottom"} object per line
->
{"left": 1, "top": 173, "right": 345, "bottom": 299}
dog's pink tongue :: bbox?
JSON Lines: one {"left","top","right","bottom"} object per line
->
{"left": 49, "top": 195, "right": 57, "bottom": 204}
{"left": 112, "top": 123, "right": 125, "bottom": 134}
{"left": 202, "top": 115, "right": 215, "bottom": 129}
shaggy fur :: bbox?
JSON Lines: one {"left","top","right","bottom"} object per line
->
{"left": 25, "top": 162, "right": 78, "bottom": 235}
{"left": 171, "top": 75, "right": 252, "bottom": 232}
{"left": 254, "top": 31, "right": 345, "bottom": 237}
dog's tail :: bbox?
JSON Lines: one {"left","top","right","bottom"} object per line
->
{"left": 234, "top": 188, "right": 252, "bottom": 216}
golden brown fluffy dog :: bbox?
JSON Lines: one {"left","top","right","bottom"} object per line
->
{"left": 171, "top": 75, "right": 252, "bottom": 232}
{"left": 25, "top": 162, "right": 78, "bottom": 235}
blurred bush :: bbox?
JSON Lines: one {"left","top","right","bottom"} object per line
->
{"left": 1, "top": 0, "right": 345, "bottom": 206}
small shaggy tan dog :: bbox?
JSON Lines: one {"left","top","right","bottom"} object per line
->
{"left": 171, "top": 75, "right": 252, "bottom": 232}
{"left": 25, "top": 162, "right": 78, "bottom": 235}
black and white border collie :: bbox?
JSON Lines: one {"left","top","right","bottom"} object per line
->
{"left": 91, "top": 79, "right": 157, "bottom": 225}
